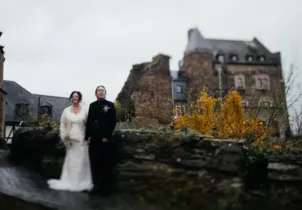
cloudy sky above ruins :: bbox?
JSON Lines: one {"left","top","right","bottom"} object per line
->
{"left": 0, "top": 0, "right": 301, "bottom": 106}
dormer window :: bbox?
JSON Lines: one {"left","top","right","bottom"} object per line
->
{"left": 216, "top": 54, "right": 225, "bottom": 63}
{"left": 232, "top": 55, "right": 238, "bottom": 61}
{"left": 16, "top": 100, "right": 29, "bottom": 117}
{"left": 246, "top": 55, "right": 254, "bottom": 62}
{"left": 234, "top": 75, "right": 245, "bottom": 90}
{"left": 40, "top": 102, "right": 53, "bottom": 116}
{"left": 257, "top": 55, "right": 265, "bottom": 61}
{"left": 229, "top": 54, "right": 238, "bottom": 62}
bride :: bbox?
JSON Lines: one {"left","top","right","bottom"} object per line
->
{"left": 47, "top": 91, "right": 93, "bottom": 192}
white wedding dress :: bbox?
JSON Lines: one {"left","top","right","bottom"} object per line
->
{"left": 47, "top": 106, "right": 93, "bottom": 192}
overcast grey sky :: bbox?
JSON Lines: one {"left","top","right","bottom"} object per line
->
{"left": 0, "top": 0, "right": 301, "bottom": 107}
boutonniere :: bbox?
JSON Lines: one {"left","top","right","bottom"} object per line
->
{"left": 103, "top": 105, "right": 111, "bottom": 113}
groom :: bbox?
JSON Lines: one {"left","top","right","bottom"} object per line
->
{"left": 85, "top": 85, "right": 117, "bottom": 196}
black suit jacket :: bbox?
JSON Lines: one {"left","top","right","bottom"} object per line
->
{"left": 85, "top": 99, "right": 117, "bottom": 141}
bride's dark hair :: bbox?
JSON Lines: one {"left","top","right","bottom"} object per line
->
{"left": 69, "top": 91, "right": 82, "bottom": 102}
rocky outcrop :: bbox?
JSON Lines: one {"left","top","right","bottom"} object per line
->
{"left": 117, "top": 54, "right": 173, "bottom": 126}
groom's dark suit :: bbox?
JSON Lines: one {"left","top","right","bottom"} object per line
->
{"left": 85, "top": 99, "right": 117, "bottom": 195}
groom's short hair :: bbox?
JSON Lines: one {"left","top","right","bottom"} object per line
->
{"left": 95, "top": 85, "right": 106, "bottom": 94}
{"left": 69, "top": 91, "right": 82, "bottom": 102}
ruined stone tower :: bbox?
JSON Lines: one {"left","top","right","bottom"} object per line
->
{"left": 117, "top": 54, "right": 173, "bottom": 126}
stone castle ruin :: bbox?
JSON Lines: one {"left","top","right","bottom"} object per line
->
{"left": 117, "top": 28, "right": 289, "bottom": 137}
{"left": 116, "top": 54, "right": 173, "bottom": 126}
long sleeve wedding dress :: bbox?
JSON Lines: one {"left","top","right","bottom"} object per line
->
{"left": 47, "top": 106, "right": 93, "bottom": 192}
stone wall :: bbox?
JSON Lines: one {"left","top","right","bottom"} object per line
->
{"left": 117, "top": 54, "right": 173, "bottom": 126}
{"left": 114, "top": 130, "right": 302, "bottom": 208}
{"left": 7, "top": 127, "right": 302, "bottom": 209}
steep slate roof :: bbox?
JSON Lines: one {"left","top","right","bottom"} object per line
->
{"left": 207, "top": 38, "right": 271, "bottom": 59}
{"left": 184, "top": 28, "right": 275, "bottom": 63}
{"left": 32, "top": 94, "right": 70, "bottom": 122}
{"left": 3, "top": 80, "right": 70, "bottom": 123}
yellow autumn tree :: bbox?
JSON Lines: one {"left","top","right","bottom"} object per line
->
{"left": 173, "top": 89, "right": 217, "bottom": 136}
{"left": 39, "top": 114, "right": 60, "bottom": 130}
{"left": 172, "top": 89, "right": 271, "bottom": 149}
{"left": 197, "top": 90, "right": 217, "bottom": 135}
{"left": 114, "top": 100, "right": 121, "bottom": 110}
{"left": 216, "top": 90, "right": 245, "bottom": 138}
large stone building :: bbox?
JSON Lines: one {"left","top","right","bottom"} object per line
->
{"left": 118, "top": 28, "right": 289, "bottom": 137}
{"left": 173, "top": 28, "right": 288, "bottom": 138}
{"left": 0, "top": 31, "right": 7, "bottom": 138}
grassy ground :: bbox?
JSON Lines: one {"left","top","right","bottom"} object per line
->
{"left": 115, "top": 122, "right": 155, "bottom": 131}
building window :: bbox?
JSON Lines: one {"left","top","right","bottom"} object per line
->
{"left": 176, "top": 85, "right": 182, "bottom": 93}
{"left": 257, "top": 55, "right": 265, "bottom": 61}
{"left": 259, "top": 99, "right": 272, "bottom": 108}
{"left": 16, "top": 101, "right": 29, "bottom": 117}
{"left": 255, "top": 75, "right": 269, "bottom": 90}
{"left": 242, "top": 100, "right": 249, "bottom": 108}
{"left": 40, "top": 105, "right": 53, "bottom": 116}
{"left": 229, "top": 54, "right": 238, "bottom": 62}
{"left": 39, "top": 102, "right": 53, "bottom": 116}
{"left": 246, "top": 55, "right": 254, "bottom": 62}
{"left": 234, "top": 75, "right": 245, "bottom": 89}
{"left": 175, "top": 105, "right": 186, "bottom": 116}
{"left": 232, "top": 55, "right": 238, "bottom": 61}
{"left": 216, "top": 54, "right": 225, "bottom": 63}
